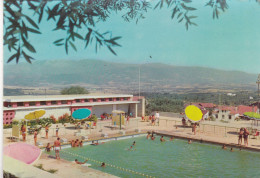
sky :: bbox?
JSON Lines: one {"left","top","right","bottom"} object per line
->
{"left": 3, "top": 0, "right": 260, "bottom": 74}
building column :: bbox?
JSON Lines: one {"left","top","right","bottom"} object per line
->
{"left": 135, "top": 103, "right": 138, "bottom": 118}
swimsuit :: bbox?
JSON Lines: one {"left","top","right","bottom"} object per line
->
{"left": 54, "top": 146, "right": 60, "bottom": 150}
{"left": 244, "top": 133, "right": 249, "bottom": 139}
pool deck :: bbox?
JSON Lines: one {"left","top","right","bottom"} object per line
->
{"left": 153, "top": 130, "right": 260, "bottom": 152}
{"left": 3, "top": 116, "right": 260, "bottom": 177}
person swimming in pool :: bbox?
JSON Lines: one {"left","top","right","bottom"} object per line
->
{"left": 101, "top": 162, "right": 106, "bottom": 167}
{"left": 230, "top": 148, "right": 234, "bottom": 152}
{"left": 222, "top": 145, "right": 227, "bottom": 150}
{"left": 160, "top": 136, "right": 165, "bottom": 142}
{"left": 151, "top": 133, "right": 155, "bottom": 140}
{"left": 188, "top": 139, "right": 192, "bottom": 144}
{"left": 170, "top": 136, "right": 174, "bottom": 141}
{"left": 146, "top": 132, "right": 151, "bottom": 139}
{"left": 128, "top": 146, "right": 136, "bottom": 151}
{"left": 75, "top": 159, "right": 88, "bottom": 165}
{"left": 132, "top": 141, "right": 136, "bottom": 146}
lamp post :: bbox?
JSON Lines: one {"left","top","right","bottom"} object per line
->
{"left": 257, "top": 74, "right": 260, "bottom": 114}
{"left": 139, "top": 65, "right": 141, "bottom": 99}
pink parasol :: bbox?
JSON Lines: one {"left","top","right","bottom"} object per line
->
{"left": 4, "top": 142, "right": 42, "bottom": 164}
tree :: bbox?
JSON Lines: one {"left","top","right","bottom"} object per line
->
{"left": 60, "top": 86, "right": 89, "bottom": 95}
{"left": 4, "top": 0, "right": 256, "bottom": 64}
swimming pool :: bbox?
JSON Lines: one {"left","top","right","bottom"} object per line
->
{"left": 52, "top": 136, "right": 260, "bottom": 177}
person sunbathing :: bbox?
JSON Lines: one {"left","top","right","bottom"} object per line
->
{"left": 45, "top": 143, "right": 52, "bottom": 152}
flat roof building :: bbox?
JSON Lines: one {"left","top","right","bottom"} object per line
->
{"left": 3, "top": 94, "right": 145, "bottom": 124}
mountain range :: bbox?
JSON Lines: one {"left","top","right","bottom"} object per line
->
{"left": 4, "top": 59, "right": 258, "bottom": 93}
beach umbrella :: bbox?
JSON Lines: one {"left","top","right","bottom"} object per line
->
{"left": 25, "top": 110, "right": 46, "bottom": 120}
{"left": 185, "top": 105, "right": 203, "bottom": 122}
{"left": 72, "top": 108, "right": 92, "bottom": 120}
{"left": 4, "top": 142, "right": 42, "bottom": 164}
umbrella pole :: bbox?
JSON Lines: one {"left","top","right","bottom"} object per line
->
{"left": 120, "top": 114, "right": 122, "bottom": 130}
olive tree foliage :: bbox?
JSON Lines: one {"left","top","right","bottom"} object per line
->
{"left": 3, "top": 0, "right": 251, "bottom": 64}
{"left": 60, "top": 86, "right": 89, "bottom": 94}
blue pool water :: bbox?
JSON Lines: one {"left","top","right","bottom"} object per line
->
{"left": 49, "top": 136, "right": 260, "bottom": 178}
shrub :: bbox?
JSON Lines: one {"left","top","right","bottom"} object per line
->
{"left": 50, "top": 115, "right": 57, "bottom": 123}
{"left": 89, "top": 115, "right": 98, "bottom": 123}
{"left": 3, "top": 124, "right": 12, "bottom": 129}
{"left": 12, "top": 120, "right": 19, "bottom": 125}
{"left": 58, "top": 113, "right": 70, "bottom": 124}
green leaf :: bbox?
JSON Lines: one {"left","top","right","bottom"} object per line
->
{"left": 25, "top": 15, "right": 39, "bottom": 29}
{"left": 185, "top": 22, "right": 189, "bottom": 30}
{"left": 7, "top": 53, "right": 17, "bottom": 63}
{"left": 22, "top": 51, "right": 32, "bottom": 64}
{"left": 181, "top": 3, "right": 196, "bottom": 11}
{"left": 53, "top": 39, "right": 64, "bottom": 44}
{"left": 110, "top": 36, "right": 122, "bottom": 41}
{"left": 191, "top": 22, "right": 198, "bottom": 26}
{"left": 16, "top": 47, "right": 20, "bottom": 63}
{"left": 73, "top": 32, "right": 84, "bottom": 40}
{"left": 85, "top": 28, "right": 92, "bottom": 49}
{"left": 177, "top": 12, "right": 183, "bottom": 19}
{"left": 178, "top": 17, "right": 184, "bottom": 23}
{"left": 54, "top": 43, "right": 64, "bottom": 46}
{"left": 182, "top": 0, "right": 192, "bottom": 3}
{"left": 65, "top": 39, "right": 68, "bottom": 54}
{"left": 189, "top": 16, "right": 197, "bottom": 19}
{"left": 107, "top": 46, "right": 117, "bottom": 56}
{"left": 22, "top": 37, "right": 36, "bottom": 53}
{"left": 27, "top": 28, "right": 41, "bottom": 34}
{"left": 69, "top": 41, "right": 77, "bottom": 51}
{"left": 171, "top": 7, "right": 177, "bottom": 19}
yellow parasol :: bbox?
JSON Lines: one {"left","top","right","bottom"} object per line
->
{"left": 25, "top": 110, "right": 46, "bottom": 120}
{"left": 185, "top": 105, "right": 203, "bottom": 122}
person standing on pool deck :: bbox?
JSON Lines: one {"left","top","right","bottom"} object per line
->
{"left": 192, "top": 123, "right": 197, "bottom": 135}
{"left": 243, "top": 128, "right": 249, "bottom": 146}
{"left": 54, "top": 137, "right": 61, "bottom": 160}
{"left": 238, "top": 128, "right": 244, "bottom": 145}
{"left": 45, "top": 124, "right": 49, "bottom": 139}
{"left": 34, "top": 129, "right": 38, "bottom": 146}
{"left": 127, "top": 115, "right": 130, "bottom": 125}
{"left": 56, "top": 125, "right": 59, "bottom": 137}
{"left": 155, "top": 111, "right": 160, "bottom": 126}
{"left": 21, "top": 124, "right": 26, "bottom": 142}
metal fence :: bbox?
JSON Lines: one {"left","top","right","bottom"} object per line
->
{"left": 158, "top": 119, "right": 259, "bottom": 138}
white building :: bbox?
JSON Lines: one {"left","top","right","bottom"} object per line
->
{"left": 3, "top": 94, "right": 145, "bottom": 124}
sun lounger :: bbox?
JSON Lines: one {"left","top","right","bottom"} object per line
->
{"left": 135, "top": 129, "right": 141, "bottom": 133}
{"left": 101, "top": 133, "right": 108, "bottom": 137}
{"left": 252, "top": 131, "right": 259, "bottom": 139}
{"left": 81, "top": 136, "right": 88, "bottom": 140}
{"left": 119, "top": 130, "right": 125, "bottom": 135}
{"left": 60, "top": 138, "right": 68, "bottom": 143}
{"left": 36, "top": 141, "right": 43, "bottom": 146}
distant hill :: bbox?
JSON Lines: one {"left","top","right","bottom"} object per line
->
{"left": 3, "top": 59, "right": 258, "bottom": 92}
